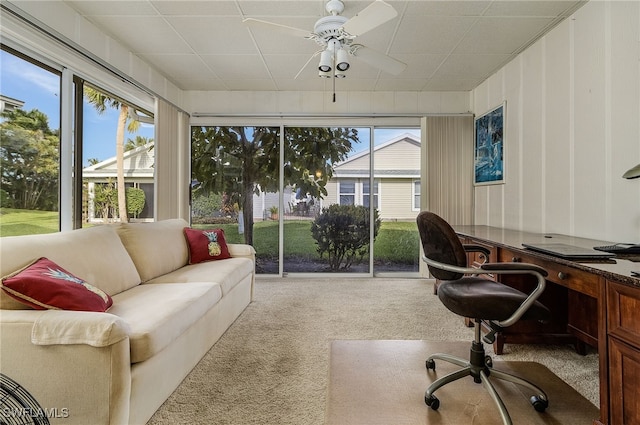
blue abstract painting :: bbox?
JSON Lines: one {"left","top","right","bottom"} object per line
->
{"left": 474, "top": 103, "right": 505, "bottom": 185}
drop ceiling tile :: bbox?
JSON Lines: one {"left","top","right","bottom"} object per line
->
{"left": 483, "top": 1, "right": 584, "bottom": 17}
{"left": 455, "top": 17, "right": 554, "bottom": 54}
{"left": 86, "top": 16, "right": 192, "bottom": 54}
{"left": 167, "top": 17, "right": 256, "bottom": 55}
{"left": 392, "top": 54, "right": 448, "bottom": 79}
{"left": 201, "top": 54, "right": 269, "bottom": 80}
{"left": 422, "top": 77, "right": 482, "bottom": 91}
{"left": 404, "top": 1, "right": 491, "bottom": 16}
{"left": 374, "top": 78, "right": 431, "bottom": 91}
{"left": 434, "top": 54, "right": 512, "bottom": 79}
{"left": 139, "top": 54, "right": 216, "bottom": 81}
{"left": 223, "top": 79, "right": 279, "bottom": 91}
{"left": 151, "top": 1, "right": 240, "bottom": 16}
{"left": 239, "top": 1, "right": 324, "bottom": 17}
{"left": 391, "top": 15, "right": 477, "bottom": 54}
{"left": 64, "top": 0, "right": 158, "bottom": 16}
{"left": 179, "top": 79, "right": 230, "bottom": 91}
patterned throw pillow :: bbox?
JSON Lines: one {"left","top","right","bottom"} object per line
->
{"left": 183, "top": 227, "right": 231, "bottom": 264}
{"left": 0, "top": 257, "right": 113, "bottom": 312}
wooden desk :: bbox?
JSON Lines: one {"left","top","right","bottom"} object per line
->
{"left": 451, "top": 225, "right": 640, "bottom": 425}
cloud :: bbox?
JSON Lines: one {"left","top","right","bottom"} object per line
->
{"left": 2, "top": 53, "right": 60, "bottom": 96}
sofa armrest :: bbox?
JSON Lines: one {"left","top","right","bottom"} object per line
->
{"left": 1, "top": 310, "right": 132, "bottom": 424}
{"left": 227, "top": 243, "right": 256, "bottom": 258}
{"left": 30, "top": 310, "right": 131, "bottom": 347}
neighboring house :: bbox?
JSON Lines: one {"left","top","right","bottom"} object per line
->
{"left": 252, "top": 133, "right": 421, "bottom": 222}
{"left": 83, "top": 143, "right": 155, "bottom": 222}
{"left": 0, "top": 95, "right": 25, "bottom": 113}
{"left": 325, "top": 133, "right": 421, "bottom": 221}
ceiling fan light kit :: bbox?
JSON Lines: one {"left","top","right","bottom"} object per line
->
{"left": 244, "top": 0, "right": 406, "bottom": 82}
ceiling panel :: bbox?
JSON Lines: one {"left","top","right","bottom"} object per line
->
{"left": 51, "top": 0, "right": 587, "bottom": 92}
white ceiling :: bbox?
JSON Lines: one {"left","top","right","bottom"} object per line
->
{"left": 62, "top": 0, "right": 587, "bottom": 92}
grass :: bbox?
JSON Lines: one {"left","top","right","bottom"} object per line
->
{"left": 1, "top": 209, "right": 419, "bottom": 264}
{"left": 0, "top": 208, "right": 60, "bottom": 237}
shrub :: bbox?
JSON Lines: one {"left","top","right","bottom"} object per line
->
{"left": 191, "top": 192, "right": 224, "bottom": 218}
{"left": 125, "top": 187, "right": 145, "bottom": 218}
{"left": 310, "top": 204, "right": 381, "bottom": 271}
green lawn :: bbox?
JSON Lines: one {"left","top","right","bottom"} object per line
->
{"left": 1, "top": 209, "right": 419, "bottom": 264}
{"left": 0, "top": 208, "right": 60, "bottom": 237}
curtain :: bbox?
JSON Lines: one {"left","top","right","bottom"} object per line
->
{"left": 422, "top": 115, "right": 474, "bottom": 225}
{"left": 155, "top": 98, "right": 190, "bottom": 221}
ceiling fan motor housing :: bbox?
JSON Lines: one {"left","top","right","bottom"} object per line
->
{"left": 314, "top": 15, "right": 349, "bottom": 44}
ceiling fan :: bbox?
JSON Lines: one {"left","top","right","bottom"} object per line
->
{"left": 243, "top": 0, "right": 407, "bottom": 79}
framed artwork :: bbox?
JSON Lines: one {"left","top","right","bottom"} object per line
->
{"left": 474, "top": 102, "right": 505, "bottom": 185}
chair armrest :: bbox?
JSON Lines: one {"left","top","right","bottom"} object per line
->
{"left": 462, "top": 244, "right": 491, "bottom": 257}
{"left": 479, "top": 262, "right": 548, "bottom": 328}
{"left": 480, "top": 262, "right": 548, "bottom": 277}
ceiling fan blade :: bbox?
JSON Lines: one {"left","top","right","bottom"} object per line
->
{"left": 350, "top": 45, "right": 406, "bottom": 75}
{"left": 294, "top": 50, "right": 323, "bottom": 80}
{"left": 341, "top": 0, "right": 398, "bottom": 36}
{"left": 243, "top": 18, "right": 311, "bottom": 39}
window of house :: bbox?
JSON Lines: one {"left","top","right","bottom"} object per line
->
{"left": 363, "top": 180, "right": 379, "bottom": 209}
{"left": 413, "top": 180, "right": 421, "bottom": 211}
{"left": 338, "top": 180, "right": 356, "bottom": 205}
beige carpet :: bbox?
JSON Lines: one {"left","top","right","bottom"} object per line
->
{"left": 146, "top": 278, "right": 599, "bottom": 425}
{"left": 327, "top": 340, "right": 600, "bottom": 425}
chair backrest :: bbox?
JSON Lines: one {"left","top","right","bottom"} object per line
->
{"left": 416, "top": 211, "right": 468, "bottom": 281}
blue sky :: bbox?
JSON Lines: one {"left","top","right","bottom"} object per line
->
{"left": 1, "top": 49, "right": 154, "bottom": 166}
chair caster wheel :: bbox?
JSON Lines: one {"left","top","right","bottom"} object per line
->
{"left": 530, "top": 396, "right": 548, "bottom": 412}
{"left": 425, "top": 394, "right": 440, "bottom": 410}
{"left": 484, "top": 355, "right": 493, "bottom": 368}
{"left": 425, "top": 359, "right": 436, "bottom": 370}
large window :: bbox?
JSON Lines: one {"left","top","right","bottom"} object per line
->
{"left": 0, "top": 44, "right": 155, "bottom": 237}
{"left": 0, "top": 47, "right": 61, "bottom": 236}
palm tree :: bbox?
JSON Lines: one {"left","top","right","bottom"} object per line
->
{"left": 84, "top": 87, "right": 140, "bottom": 222}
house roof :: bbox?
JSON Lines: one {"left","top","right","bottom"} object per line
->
{"left": 333, "top": 133, "right": 420, "bottom": 178}
{"left": 83, "top": 142, "right": 155, "bottom": 179}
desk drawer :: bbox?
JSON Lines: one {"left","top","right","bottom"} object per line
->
{"left": 607, "top": 280, "right": 640, "bottom": 347}
{"left": 499, "top": 248, "right": 599, "bottom": 298}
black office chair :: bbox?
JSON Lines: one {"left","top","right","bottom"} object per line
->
{"left": 417, "top": 211, "right": 551, "bottom": 425}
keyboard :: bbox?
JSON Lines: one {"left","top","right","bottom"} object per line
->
{"left": 593, "top": 243, "right": 640, "bottom": 254}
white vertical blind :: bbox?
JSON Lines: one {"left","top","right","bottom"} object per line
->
{"left": 155, "top": 98, "right": 190, "bottom": 221}
{"left": 423, "top": 115, "right": 474, "bottom": 225}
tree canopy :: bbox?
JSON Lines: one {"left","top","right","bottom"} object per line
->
{"left": 0, "top": 108, "right": 59, "bottom": 210}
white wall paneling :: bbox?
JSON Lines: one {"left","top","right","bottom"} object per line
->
{"left": 473, "top": 0, "right": 640, "bottom": 243}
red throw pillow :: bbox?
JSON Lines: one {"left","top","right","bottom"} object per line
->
{"left": 184, "top": 227, "right": 231, "bottom": 264}
{"left": 1, "top": 257, "right": 113, "bottom": 312}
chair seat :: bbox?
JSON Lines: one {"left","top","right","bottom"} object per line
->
{"left": 437, "top": 277, "right": 551, "bottom": 322}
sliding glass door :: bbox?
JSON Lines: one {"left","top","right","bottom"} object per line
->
{"left": 190, "top": 126, "right": 281, "bottom": 274}
{"left": 283, "top": 126, "right": 371, "bottom": 273}
{"left": 190, "top": 124, "right": 421, "bottom": 276}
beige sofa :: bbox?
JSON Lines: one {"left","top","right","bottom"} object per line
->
{"left": 0, "top": 218, "right": 255, "bottom": 425}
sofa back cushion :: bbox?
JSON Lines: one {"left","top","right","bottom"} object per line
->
{"left": 0, "top": 225, "right": 142, "bottom": 309}
{"left": 115, "top": 219, "right": 189, "bottom": 282}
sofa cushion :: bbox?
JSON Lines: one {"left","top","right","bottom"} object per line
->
{"left": 109, "top": 282, "right": 222, "bottom": 363}
{"left": 184, "top": 227, "right": 231, "bottom": 264}
{"left": 116, "top": 219, "right": 189, "bottom": 282}
{"left": 1, "top": 257, "right": 113, "bottom": 312}
{"left": 145, "top": 257, "right": 253, "bottom": 296}
{"left": 0, "top": 225, "right": 141, "bottom": 309}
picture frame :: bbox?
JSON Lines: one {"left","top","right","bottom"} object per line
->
{"left": 474, "top": 102, "right": 505, "bottom": 185}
